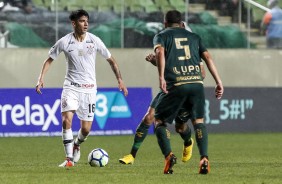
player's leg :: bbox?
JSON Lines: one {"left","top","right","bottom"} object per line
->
{"left": 155, "top": 120, "right": 177, "bottom": 174}
{"left": 175, "top": 119, "right": 193, "bottom": 162}
{"left": 154, "top": 87, "right": 183, "bottom": 174}
{"left": 119, "top": 94, "right": 161, "bottom": 164}
{"left": 59, "top": 111, "right": 75, "bottom": 167}
{"left": 192, "top": 120, "right": 208, "bottom": 159}
{"left": 190, "top": 83, "right": 210, "bottom": 174}
{"left": 155, "top": 121, "right": 171, "bottom": 157}
{"left": 131, "top": 107, "right": 154, "bottom": 157}
{"left": 119, "top": 106, "right": 154, "bottom": 164}
{"left": 59, "top": 89, "right": 79, "bottom": 167}
{"left": 73, "top": 120, "right": 93, "bottom": 163}
{"left": 193, "top": 120, "right": 210, "bottom": 174}
{"left": 73, "top": 92, "right": 96, "bottom": 163}
{"left": 130, "top": 94, "right": 161, "bottom": 158}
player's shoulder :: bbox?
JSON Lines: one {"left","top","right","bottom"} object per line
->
{"left": 188, "top": 31, "right": 202, "bottom": 40}
{"left": 51, "top": 33, "right": 74, "bottom": 49}
{"left": 86, "top": 32, "right": 100, "bottom": 40}
{"left": 57, "top": 33, "right": 74, "bottom": 44}
{"left": 154, "top": 28, "right": 172, "bottom": 39}
{"left": 60, "top": 33, "right": 73, "bottom": 40}
{"left": 86, "top": 32, "right": 105, "bottom": 44}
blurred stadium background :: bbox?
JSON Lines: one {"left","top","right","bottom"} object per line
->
{"left": 2, "top": 0, "right": 279, "bottom": 48}
{"left": 1, "top": 0, "right": 282, "bottom": 136}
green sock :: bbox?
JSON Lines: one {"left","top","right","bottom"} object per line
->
{"left": 130, "top": 122, "right": 150, "bottom": 158}
{"left": 155, "top": 125, "right": 172, "bottom": 158}
{"left": 179, "top": 127, "right": 192, "bottom": 147}
{"left": 193, "top": 123, "right": 208, "bottom": 159}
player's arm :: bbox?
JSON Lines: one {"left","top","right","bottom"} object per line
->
{"left": 201, "top": 51, "right": 223, "bottom": 99}
{"left": 36, "top": 57, "right": 53, "bottom": 94}
{"left": 145, "top": 53, "right": 157, "bottom": 66}
{"left": 199, "top": 62, "right": 206, "bottom": 79}
{"left": 155, "top": 46, "right": 167, "bottom": 93}
{"left": 106, "top": 56, "right": 128, "bottom": 96}
{"left": 261, "top": 12, "right": 272, "bottom": 35}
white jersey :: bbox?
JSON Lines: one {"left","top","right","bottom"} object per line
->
{"left": 49, "top": 32, "right": 111, "bottom": 93}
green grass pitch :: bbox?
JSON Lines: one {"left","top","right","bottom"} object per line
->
{"left": 0, "top": 133, "right": 282, "bottom": 184}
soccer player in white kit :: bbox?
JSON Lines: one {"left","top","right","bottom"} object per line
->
{"left": 35, "top": 9, "right": 128, "bottom": 167}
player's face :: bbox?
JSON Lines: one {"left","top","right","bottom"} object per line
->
{"left": 73, "top": 15, "right": 88, "bottom": 35}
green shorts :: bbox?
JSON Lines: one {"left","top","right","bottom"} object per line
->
{"left": 154, "top": 83, "right": 205, "bottom": 124}
{"left": 150, "top": 91, "right": 193, "bottom": 124}
{"left": 150, "top": 92, "right": 161, "bottom": 109}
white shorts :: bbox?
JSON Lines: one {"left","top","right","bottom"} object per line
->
{"left": 61, "top": 88, "right": 97, "bottom": 121}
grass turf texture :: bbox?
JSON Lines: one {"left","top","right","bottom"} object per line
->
{"left": 0, "top": 133, "right": 281, "bottom": 184}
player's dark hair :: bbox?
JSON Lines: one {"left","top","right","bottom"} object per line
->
{"left": 69, "top": 9, "right": 89, "bottom": 21}
{"left": 165, "top": 10, "right": 182, "bottom": 24}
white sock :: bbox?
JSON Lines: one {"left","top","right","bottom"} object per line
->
{"left": 74, "top": 128, "right": 89, "bottom": 146}
{"left": 62, "top": 128, "right": 73, "bottom": 159}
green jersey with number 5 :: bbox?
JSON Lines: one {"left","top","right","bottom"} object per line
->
{"left": 153, "top": 27, "right": 207, "bottom": 87}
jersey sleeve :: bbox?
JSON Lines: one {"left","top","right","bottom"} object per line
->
{"left": 95, "top": 36, "right": 111, "bottom": 59}
{"left": 153, "top": 34, "right": 164, "bottom": 51}
{"left": 198, "top": 36, "right": 207, "bottom": 54}
{"left": 48, "top": 39, "right": 63, "bottom": 60}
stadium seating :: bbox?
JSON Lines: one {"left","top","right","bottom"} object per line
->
{"left": 32, "top": 0, "right": 45, "bottom": 8}
{"left": 97, "top": 0, "right": 112, "bottom": 12}
{"left": 128, "top": 4, "right": 144, "bottom": 13}
{"left": 249, "top": 0, "right": 282, "bottom": 23}
{"left": 34, "top": 0, "right": 67, "bottom": 11}
{"left": 112, "top": 0, "right": 123, "bottom": 13}
{"left": 80, "top": 0, "right": 97, "bottom": 12}
{"left": 249, "top": 0, "right": 266, "bottom": 24}
{"left": 154, "top": 0, "right": 175, "bottom": 12}
{"left": 64, "top": 0, "right": 82, "bottom": 11}
{"left": 169, "top": 0, "right": 186, "bottom": 13}
{"left": 52, "top": 0, "right": 68, "bottom": 11}
{"left": 138, "top": 0, "right": 159, "bottom": 13}
{"left": 1, "top": 0, "right": 254, "bottom": 48}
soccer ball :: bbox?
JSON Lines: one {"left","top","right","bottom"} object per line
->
{"left": 88, "top": 148, "right": 109, "bottom": 167}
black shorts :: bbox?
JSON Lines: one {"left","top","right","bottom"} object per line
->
{"left": 151, "top": 91, "right": 193, "bottom": 124}
{"left": 150, "top": 92, "right": 161, "bottom": 109}
{"left": 154, "top": 83, "right": 205, "bottom": 124}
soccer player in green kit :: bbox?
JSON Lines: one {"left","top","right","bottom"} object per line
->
{"left": 119, "top": 22, "right": 205, "bottom": 166}
{"left": 153, "top": 10, "right": 223, "bottom": 174}
{"left": 119, "top": 54, "right": 205, "bottom": 165}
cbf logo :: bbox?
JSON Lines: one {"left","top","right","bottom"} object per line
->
{"left": 95, "top": 92, "right": 131, "bottom": 129}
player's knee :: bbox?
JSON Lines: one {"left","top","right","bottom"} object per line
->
{"left": 143, "top": 113, "right": 155, "bottom": 126}
{"left": 175, "top": 126, "right": 182, "bottom": 133}
{"left": 80, "top": 127, "right": 90, "bottom": 135}
{"left": 154, "top": 120, "right": 166, "bottom": 132}
{"left": 192, "top": 118, "right": 204, "bottom": 125}
{"left": 62, "top": 118, "right": 72, "bottom": 129}
{"left": 175, "top": 123, "right": 187, "bottom": 133}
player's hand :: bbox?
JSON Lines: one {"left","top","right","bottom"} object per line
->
{"left": 145, "top": 53, "right": 156, "bottom": 63}
{"left": 159, "top": 78, "right": 168, "bottom": 94}
{"left": 118, "top": 79, "right": 128, "bottom": 97}
{"left": 215, "top": 83, "right": 223, "bottom": 99}
{"left": 35, "top": 80, "right": 44, "bottom": 94}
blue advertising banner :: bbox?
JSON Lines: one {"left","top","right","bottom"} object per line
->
{"left": 1, "top": 87, "right": 281, "bottom": 136}
{"left": 0, "top": 88, "right": 153, "bottom": 137}
{"left": 204, "top": 87, "right": 282, "bottom": 133}
{"left": 162, "top": 87, "right": 282, "bottom": 133}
